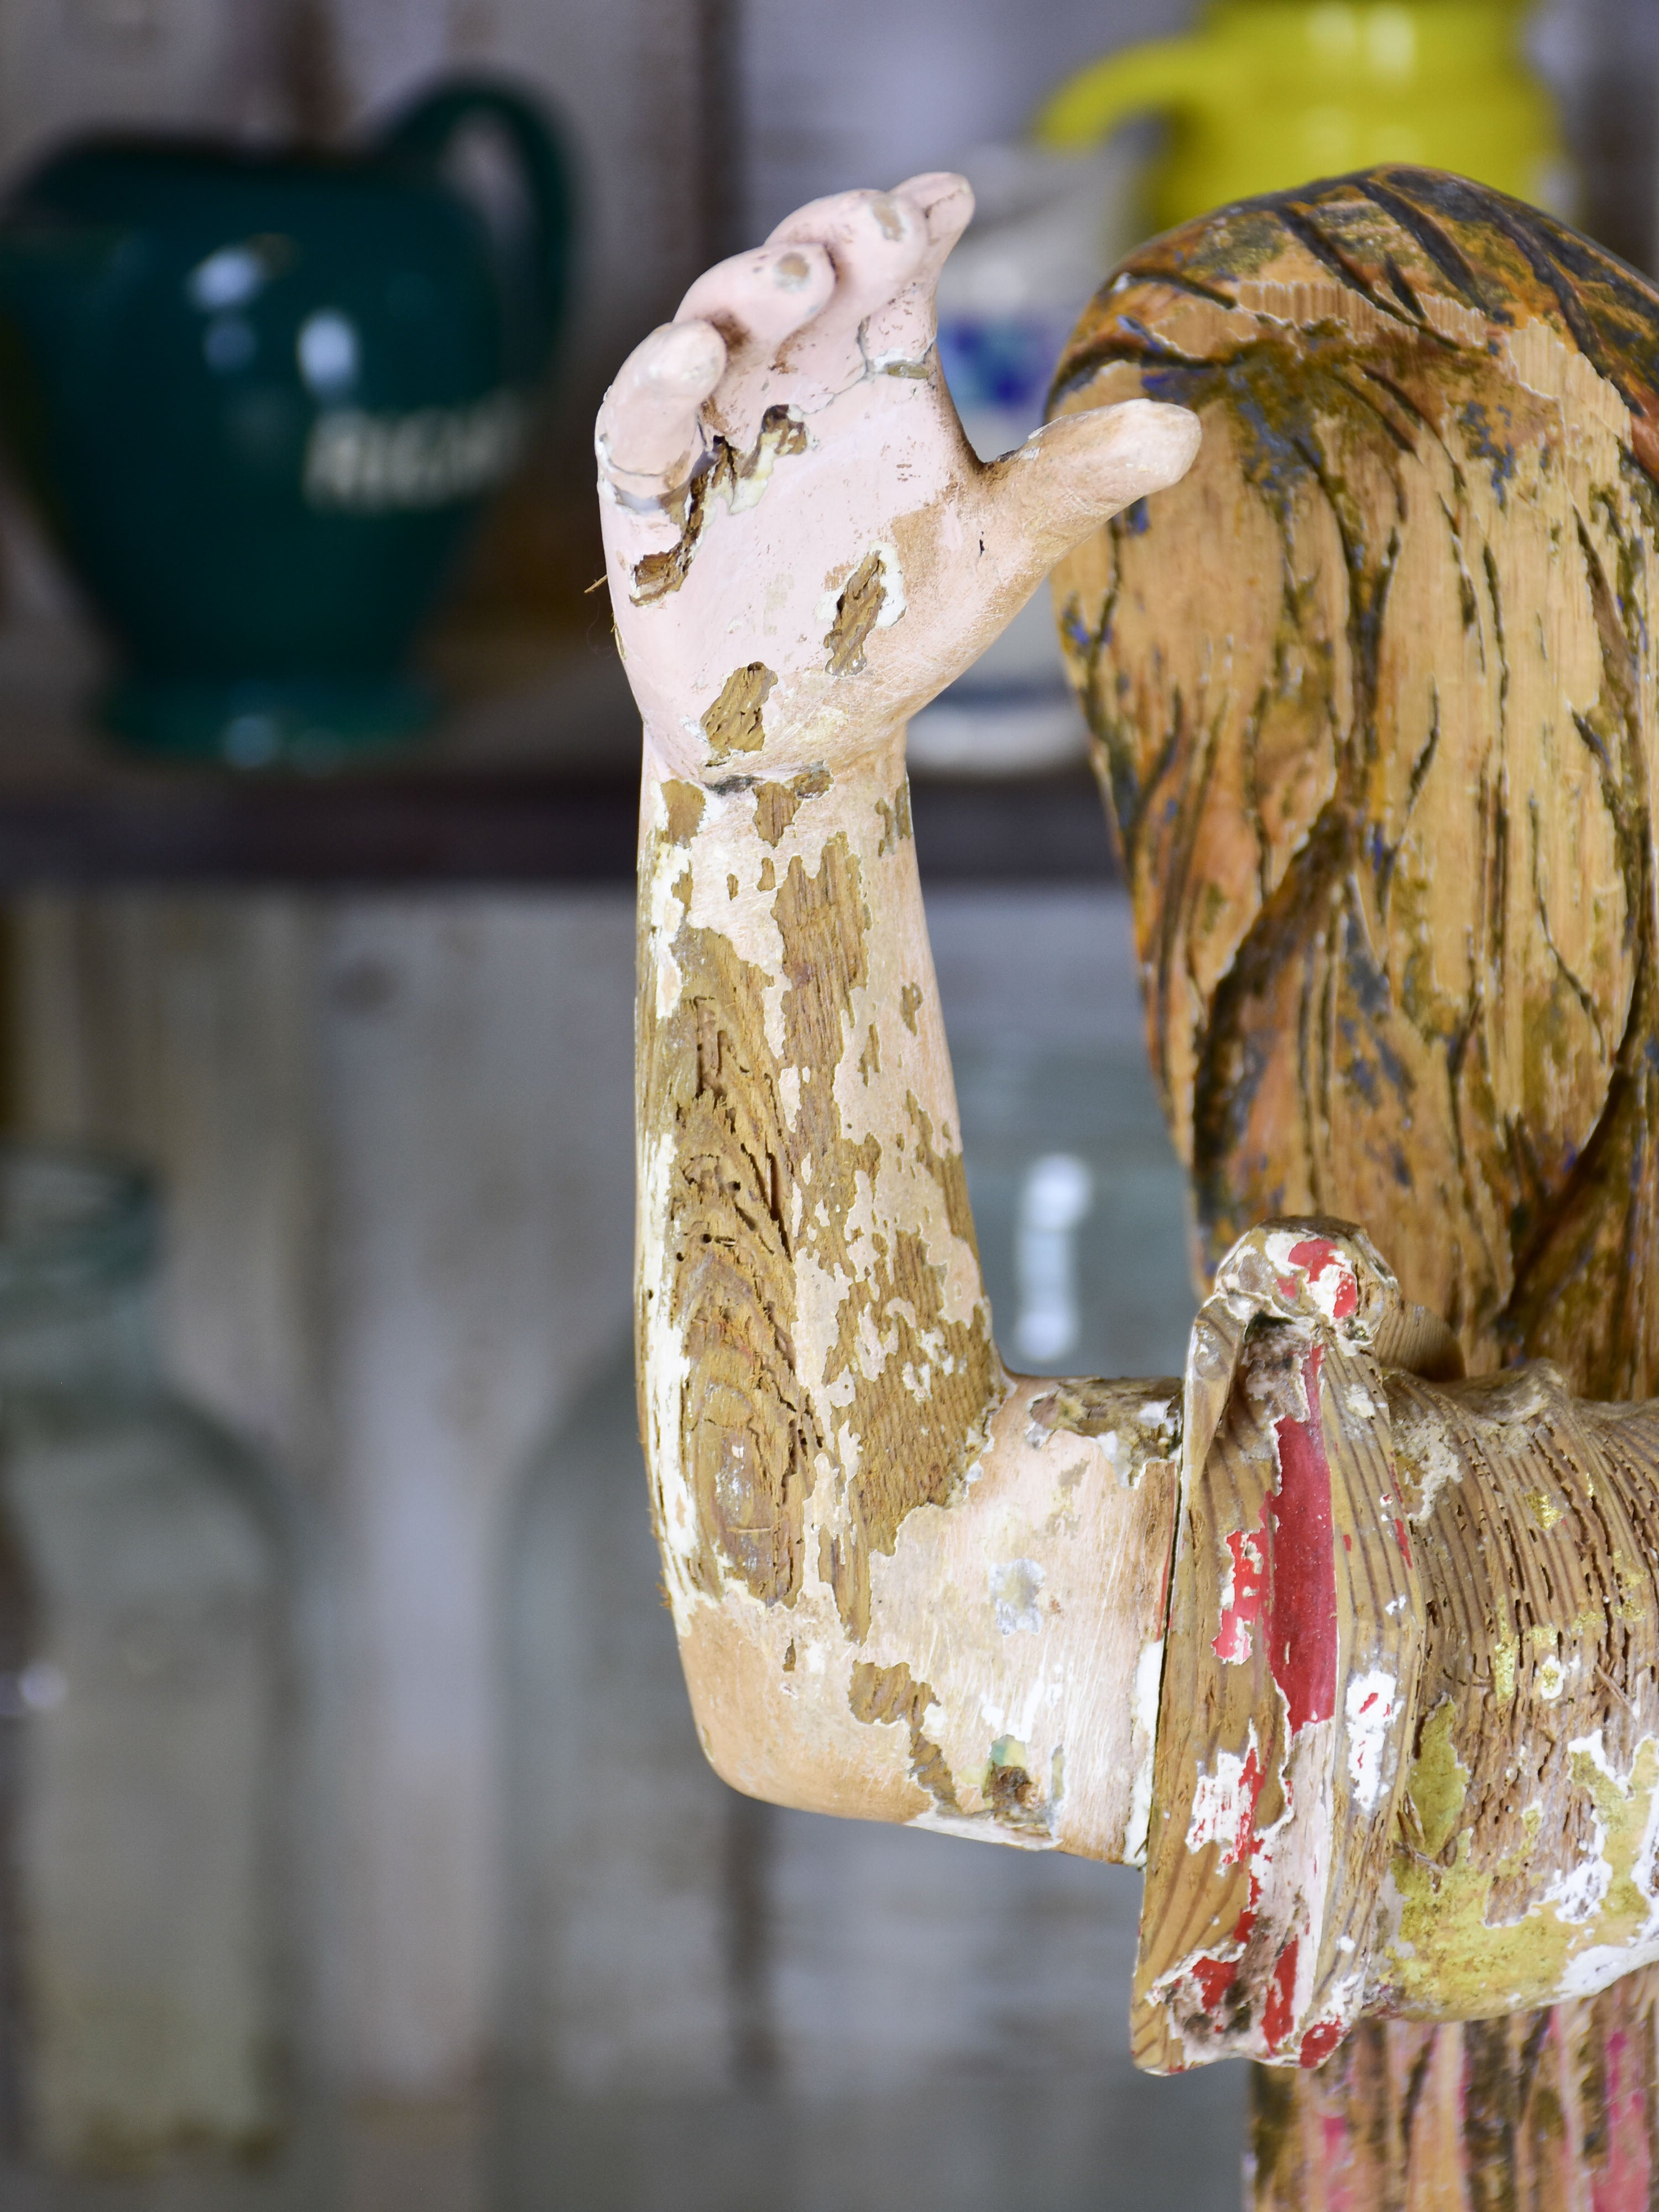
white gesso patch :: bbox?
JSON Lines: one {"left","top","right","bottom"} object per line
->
{"left": 1546, "top": 1839, "right": 1613, "bottom": 1927}
{"left": 1261, "top": 1226, "right": 1357, "bottom": 1325}
{"left": 1124, "top": 1637, "right": 1165, "bottom": 1867}
{"left": 1554, "top": 1729, "right": 1659, "bottom": 1952}
{"left": 1186, "top": 1728, "right": 1264, "bottom": 1867}
{"left": 869, "top": 540, "right": 907, "bottom": 625}
{"left": 1097, "top": 1428, "right": 1133, "bottom": 1485}
{"left": 990, "top": 1557, "right": 1045, "bottom": 1635}
{"left": 1345, "top": 1667, "right": 1398, "bottom": 1814}
{"left": 727, "top": 406, "right": 807, "bottom": 514}
{"left": 1392, "top": 1396, "right": 1465, "bottom": 1523}
{"left": 1140, "top": 1395, "right": 1178, "bottom": 1438}
{"left": 1559, "top": 1940, "right": 1659, "bottom": 2001}
{"left": 813, "top": 540, "right": 908, "bottom": 632}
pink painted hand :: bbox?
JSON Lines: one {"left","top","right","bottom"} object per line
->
{"left": 597, "top": 177, "right": 1199, "bottom": 781}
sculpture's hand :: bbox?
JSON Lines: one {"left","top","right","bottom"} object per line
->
{"left": 598, "top": 175, "right": 1199, "bottom": 778}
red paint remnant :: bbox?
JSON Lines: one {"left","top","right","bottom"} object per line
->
{"left": 1592, "top": 2029, "right": 1652, "bottom": 2212}
{"left": 1188, "top": 1741, "right": 1268, "bottom": 1865}
{"left": 1320, "top": 2112, "right": 1349, "bottom": 2171}
{"left": 1190, "top": 1953, "right": 1240, "bottom": 2011}
{"left": 1262, "top": 1937, "right": 1300, "bottom": 2051}
{"left": 1275, "top": 1273, "right": 1300, "bottom": 1302}
{"left": 1212, "top": 1526, "right": 1266, "bottom": 1663}
{"left": 1343, "top": 1531, "right": 1352, "bottom": 1552}
{"left": 1217, "top": 1743, "right": 1265, "bottom": 1865}
{"left": 1299, "top": 2018, "right": 1345, "bottom": 2068}
{"left": 1181, "top": 1874, "right": 1266, "bottom": 2043}
{"left": 1286, "top": 1236, "right": 1358, "bottom": 1319}
{"left": 1394, "top": 1516, "right": 1414, "bottom": 1568}
{"left": 1269, "top": 1346, "right": 1339, "bottom": 1733}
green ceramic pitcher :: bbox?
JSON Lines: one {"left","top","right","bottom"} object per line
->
{"left": 0, "top": 77, "right": 572, "bottom": 766}
{"left": 1034, "top": 0, "right": 1569, "bottom": 232}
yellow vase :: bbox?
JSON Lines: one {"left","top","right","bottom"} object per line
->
{"left": 1033, "top": 0, "right": 1570, "bottom": 233}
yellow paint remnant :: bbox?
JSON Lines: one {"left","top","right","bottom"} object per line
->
{"left": 848, "top": 1659, "right": 961, "bottom": 1813}
{"left": 1388, "top": 1735, "right": 1659, "bottom": 2017}
{"left": 662, "top": 779, "right": 706, "bottom": 844}
{"left": 1406, "top": 1698, "right": 1470, "bottom": 1859}
{"left": 823, "top": 550, "right": 889, "bottom": 676}
{"left": 702, "top": 662, "right": 776, "bottom": 761}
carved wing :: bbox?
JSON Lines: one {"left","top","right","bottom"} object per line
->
{"left": 1049, "top": 167, "right": 1659, "bottom": 1401}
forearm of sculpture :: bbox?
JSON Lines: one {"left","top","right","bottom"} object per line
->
{"left": 635, "top": 728, "right": 1178, "bottom": 1860}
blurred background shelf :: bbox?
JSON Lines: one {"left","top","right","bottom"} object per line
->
{"left": 0, "top": 622, "right": 1120, "bottom": 885}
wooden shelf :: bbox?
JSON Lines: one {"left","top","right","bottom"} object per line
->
{"left": 0, "top": 624, "right": 1119, "bottom": 888}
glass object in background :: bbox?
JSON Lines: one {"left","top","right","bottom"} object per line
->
{"left": 0, "top": 1146, "right": 322, "bottom": 2209}
{"left": 913, "top": 140, "right": 1144, "bottom": 779}
{"left": 499, "top": 898, "right": 1221, "bottom": 2212}
{"left": 1034, "top": 0, "right": 1575, "bottom": 229}
{"left": 953, "top": 1040, "right": 1197, "bottom": 1381}
{"left": 497, "top": 1354, "right": 1240, "bottom": 2212}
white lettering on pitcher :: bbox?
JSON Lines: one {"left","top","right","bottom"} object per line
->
{"left": 304, "top": 389, "right": 525, "bottom": 513}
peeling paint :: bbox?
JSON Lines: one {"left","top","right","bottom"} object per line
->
{"left": 701, "top": 662, "right": 777, "bottom": 763}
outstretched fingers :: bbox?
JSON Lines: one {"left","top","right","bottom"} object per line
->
{"left": 864, "top": 171, "right": 974, "bottom": 361}
{"left": 597, "top": 319, "right": 726, "bottom": 501}
{"left": 675, "top": 239, "right": 837, "bottom": 445}
{"left": 765, "top": 176, "right": 971, "bottom": 387}
{"left": 599, "top": 241, "right": 838, "bottom": 500}
{"left": 677, "top": 241, "right": 837, "bottom": 352}
{"left": 599, "top": 176, "right": 978, "bottom": 507}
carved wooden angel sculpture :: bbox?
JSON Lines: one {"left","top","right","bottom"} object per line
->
{"left": 599, "top": 166, "right": 1659, "bottom": 2206}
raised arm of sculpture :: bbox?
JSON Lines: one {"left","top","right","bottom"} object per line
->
{"left": 604, "top": 175, "right": 1199, "bottom": 1866}
{"left": 602, "top": 165, "right": 1659, "bottom": 2206}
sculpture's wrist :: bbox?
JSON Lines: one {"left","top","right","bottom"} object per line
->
{"left": 639, "top": 707, "right": 909, "bottom": 796}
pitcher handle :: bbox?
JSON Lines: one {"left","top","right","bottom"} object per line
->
{"left": 377, "top": 76, "right": 574, "bottom": 383}
{"left": 1032, "top": 37, "right": 1224, "bottom": 153}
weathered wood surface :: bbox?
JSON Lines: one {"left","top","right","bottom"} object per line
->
{"left": 1051, "top": 165, "right": 1659, "bottom": 2210}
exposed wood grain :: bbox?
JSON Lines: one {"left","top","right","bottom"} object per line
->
{"left": 1052, "top": 164, "right": 1659, "bottom": 2210}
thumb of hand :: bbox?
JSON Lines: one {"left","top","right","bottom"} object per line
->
{"left": 979, "top": 399, "right": 1201, "bottom": 591}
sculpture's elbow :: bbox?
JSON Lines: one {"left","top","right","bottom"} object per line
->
{"left": 670, "top": 1592, "right": 942, "bottom": 1829}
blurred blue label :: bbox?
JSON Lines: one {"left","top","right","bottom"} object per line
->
{"left": 936, "top": 310, "right": 1078, "bottom": 420}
